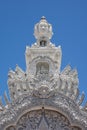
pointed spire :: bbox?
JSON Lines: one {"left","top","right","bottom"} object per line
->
{"left": 41, "top": 16, "right": 46, "bottom": 20}
{"left": 77, "top": 92, "right": 85, "bottom": 106}
{"left": 61, "top": 65, "right": 71, "bottom": 75}
{"left": 73, "top": 88, "right": 79, "bottom": 101}
{"left": 4, "top": 92, "right": 9, "bottom": 105}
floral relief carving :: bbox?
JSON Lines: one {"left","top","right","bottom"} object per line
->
{"left": 6, "top": 109, "right": 81, "bottom": 130}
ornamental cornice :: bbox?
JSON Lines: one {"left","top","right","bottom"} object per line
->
{"left": 0, "top": 92, "right": 87, "bottom": 129}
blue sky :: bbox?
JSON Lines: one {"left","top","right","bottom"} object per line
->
{"left": 0, "top": 0, "right": 87, "bottom": 104}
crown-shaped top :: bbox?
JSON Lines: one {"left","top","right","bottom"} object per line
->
{"left": 34, "top": 16, "right": 53, "bottom": 42}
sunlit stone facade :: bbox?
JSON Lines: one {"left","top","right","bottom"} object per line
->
{"left": 0, "top": 17, "right": 87, "bottom": 130}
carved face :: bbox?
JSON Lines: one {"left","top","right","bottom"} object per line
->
{"left": 39, "top": 22, "right": 48, "bottom": 33}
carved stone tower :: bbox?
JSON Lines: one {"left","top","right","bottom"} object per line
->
{"left": 0, "top": 17, "right": 87, "bottom": 130}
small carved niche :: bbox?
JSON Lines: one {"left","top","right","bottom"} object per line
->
{"left": 40, "top": 40, "right": 47, "bottom": 47}
{"left": 36, "top": 62, "right": 49, "bottom": 76}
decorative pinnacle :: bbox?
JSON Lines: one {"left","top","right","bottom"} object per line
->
{"left": 34, "top": 16, "right": 53, "bottom": 40}
{"left": 41, "top": 16, "right": 46, "bottom": 20}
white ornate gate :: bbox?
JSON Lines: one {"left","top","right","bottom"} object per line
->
{"left": 0, "top": 17, "right": 87, "bottom": 130}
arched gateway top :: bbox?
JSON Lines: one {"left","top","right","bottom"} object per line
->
{"left": 0, "top": 17, "right": 87, "bottom": 130}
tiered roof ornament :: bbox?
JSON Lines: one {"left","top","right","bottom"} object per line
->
{"left": 34, "top": 16, "right": 53, "bottom": 43}
{"left": 0, "top": 17, "right": 87, "bottom": 130}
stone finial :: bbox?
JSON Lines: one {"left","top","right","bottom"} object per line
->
{"left": 34, "top": 16, "right": 53, "bottom": 41}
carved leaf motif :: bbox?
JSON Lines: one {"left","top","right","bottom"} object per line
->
{"left": 6, "top": 109, "right": 82, "bottom": 130}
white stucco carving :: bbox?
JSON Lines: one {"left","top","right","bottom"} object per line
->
{"left": 0, "top": 17, "right": 87, "bottom": 130}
